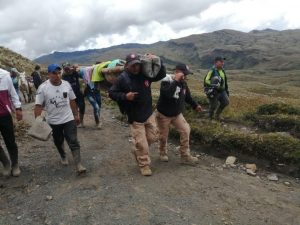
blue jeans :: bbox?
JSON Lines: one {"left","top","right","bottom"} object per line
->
{"left": 86, "top": 90, "right": 101, "bottom": 124}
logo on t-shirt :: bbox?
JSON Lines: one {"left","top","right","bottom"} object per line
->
{"left": 144, "top": 80, "right": 150, "bottom": 87}
{"left": 49, "top": 95, "right": 68, "bottom": 108}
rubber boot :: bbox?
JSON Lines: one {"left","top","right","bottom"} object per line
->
{"left": 78, "top": 114, "right": 85, "bottom": 128}
{"left": 0, "top": 147, "right": 11, "bottom": 177}
{"left": 71, "top": 150, "right": 86, "bottom": 174}
{"left": 95, "top": 114, "right": 102, "bottom": 129}
{"left": 11, "top": 164, "right": 21, "bottom": 177}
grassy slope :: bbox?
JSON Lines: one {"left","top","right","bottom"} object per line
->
{"left": 150, "top": 69, "right": 300, "bottom": 167}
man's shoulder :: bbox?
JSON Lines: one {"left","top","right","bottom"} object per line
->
{"left": 39, "top": 80, "right": 50, "bottom": 87}
{"left": 61, "top": 80, "right": 71, "bottom": 86}
{"left": 161, "top": 74, "right": 174, "bottom": 83}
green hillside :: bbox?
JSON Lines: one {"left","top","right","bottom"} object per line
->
{"left": 35, "top": 29, "right": 300, "bottom": 70}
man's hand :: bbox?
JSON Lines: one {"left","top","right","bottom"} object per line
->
{"left": 34, "top": 105, "right": 43, "bottom": 118}
{"left": 126, "top": 92, "right": 139, "bottom": 101}
{"left": 195, "top": 105, "right": 203, "bottom": 112}
{"left": 74, "top": 115, "right": 80, "bottom": 125}
{"left": 174, "top": 72, "right": 184, "bottom": 82}
{"left": 15, "top": 109, "right": 23, "bottom": 121}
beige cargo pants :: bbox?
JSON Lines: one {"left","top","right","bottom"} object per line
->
{"left": 156, "top": 111, "right": 191, "bottom": 158}
{"left": 129, "top": 114, "right": 158, "bottom": 167}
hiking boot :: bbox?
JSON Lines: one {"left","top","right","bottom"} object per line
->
{"left": 71, "top": 150, "right": 87, "bottom": 174}
{"left": 0, "top": 148, "right": 11, "bottom": 177}
{"left": 160, "top": 154, "right": 169, "bottom": 162}
{"left": 140, "top": 166, "right": 152, "bottom": 176}
{"left": 77, "top": 122, "right": 85, "bottom": 128}
{"left": 78, "top": 115, "right": 85, "bottom": 128}
{"left": 2, "top": 164, "right": 11, "bottom": 177}
{"left": 11, "top": 164, "right": 21, "bottom": 177}
{"left": 181, "top": 155, "right": 199, "bottom": 165}
{"left": 76, "top": 163, "right": 87, "bottom": 174}
{"left": 96, "top": 122, "right": 102, "bottom": 130}
{"left": 215, "top": 114, "right": 224, "bottom": 122}
{"left": 60, "top": 157, "right": 69, "bottom": 166}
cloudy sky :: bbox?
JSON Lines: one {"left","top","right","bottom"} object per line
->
{"left": 0, "top": 0, "right": 299, "bottom": 59}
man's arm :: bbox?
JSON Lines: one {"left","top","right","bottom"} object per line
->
{"left": 34, "top": 105, "right": 43, "bottom": 118}
{"left": 108, "top": 76, "right": 127, "bottom": 102}
{"left": 70, "top": 99, "right": 80, "bottom": 125}
{"left": 185, "top": 83, "right": 202, "bottom": 112}
{"left": 224, "top": 72, "right": 229, "bottom": 96}
{"left": 204, "top": 70, "right": 213, "bottom": 87}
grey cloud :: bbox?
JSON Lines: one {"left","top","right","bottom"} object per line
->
{"left": 0, "top": 0, "right": 297, "bottom": 59}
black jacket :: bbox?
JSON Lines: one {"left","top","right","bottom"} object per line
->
{"left": 109, "top": 65, "right": 166, "bottom": 124}
{"left": 31, "top": 71, "right": 42, "bottom": 89}
{"left": 157, "top": 75, "right": 198, "bottom": 117}
{"left": 62, "top": 71, "right": 82, "bottom": 97}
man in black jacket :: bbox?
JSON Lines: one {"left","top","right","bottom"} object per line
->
{"left": 109, "top": 53, "right": 166, "bottom": 176}
{"left": 62, "top": 63, "right": 86, "bottom": 127}
{"left": 31, "top": 65, "right": 43, "bottom": 89}
{"left": 156, "top": 63, "right": 202, "bottom": 164}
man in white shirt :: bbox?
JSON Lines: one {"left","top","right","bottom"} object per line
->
{"left": 0, "top": 68, "right": 23, "bottom": 177}
{"left": 34, "top": 64, "right": 86, "bottom": 174}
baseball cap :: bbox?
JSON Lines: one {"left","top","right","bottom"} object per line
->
{"left": 175, "top": 63, "right": 193, "bottom": 75}
{"left": 214, "top": 56, "right": 226, "bottom": 62}
{"left": 125, "top": 53, "right": 141, "bottom": 67}
{"left": 48, "top": 64, "right": 62, "bottom": 73}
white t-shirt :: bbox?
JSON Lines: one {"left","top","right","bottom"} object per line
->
{"left": 35, "top": 80, "right": 76, "bottom": 125}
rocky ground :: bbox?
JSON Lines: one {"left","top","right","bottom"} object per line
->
{"left": 0, "top": 103, "right": 299, "bottom": 225}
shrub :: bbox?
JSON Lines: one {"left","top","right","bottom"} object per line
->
{"left": 257, "top": 103, "right": 300, "bottom": 115}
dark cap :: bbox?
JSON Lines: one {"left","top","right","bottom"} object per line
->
{"left": 214, "top": 56, "right": 226, "bottom": 62}
{"left": 175, "top": 63, "right": 193, "bottom": 75}
{"left": 125, "top": 53, "right": 141, "bottom": 67}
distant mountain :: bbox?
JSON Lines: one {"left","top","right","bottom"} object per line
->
{"left": 0, "top": 47, "right": 38, "bottom": 74}
{"left": 34, "top": 29, "right": 300, "bottom": 70}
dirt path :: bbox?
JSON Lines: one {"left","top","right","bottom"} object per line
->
{"left": 0, "top": 103, "right": 300, "bottom": 225}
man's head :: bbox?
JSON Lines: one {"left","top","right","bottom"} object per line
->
{"left": 48, "top": 64, "right": 62, "bottom": 85}
{"left": 72, "top": 64, "right": 79, "bottom": 72}
{"left": 174, "top": 63, "right": 193, "bottom": 80}
{"left": 10, "top": 68, "right": 19, "bottom": 77}
{"left": 62, "top": 62, "right": 72, "bottom": 74}
{"left": 214, "top": 56, "right": 226, "bottom": 69}
{"left": 35, "top": 65, "right": 41, "bottom": 71}
{"left": 125, "top": 53, "right": 141, "bottom": 75}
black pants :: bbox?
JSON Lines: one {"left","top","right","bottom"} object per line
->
{"left": 208, "top": 90, "right": 229, "bottom": 118}
{"left": 0, "top": 115, "right": 18, "bottom": 166}
{"left": 50, "top": 120, "right": 80, "bottom": 159}
{"left": 76, "top": 93, "right": 85, "bottom": 116}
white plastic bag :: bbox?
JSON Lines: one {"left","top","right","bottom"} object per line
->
{"left": 28, "top": 116, "right": 52, "bottom": 141}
